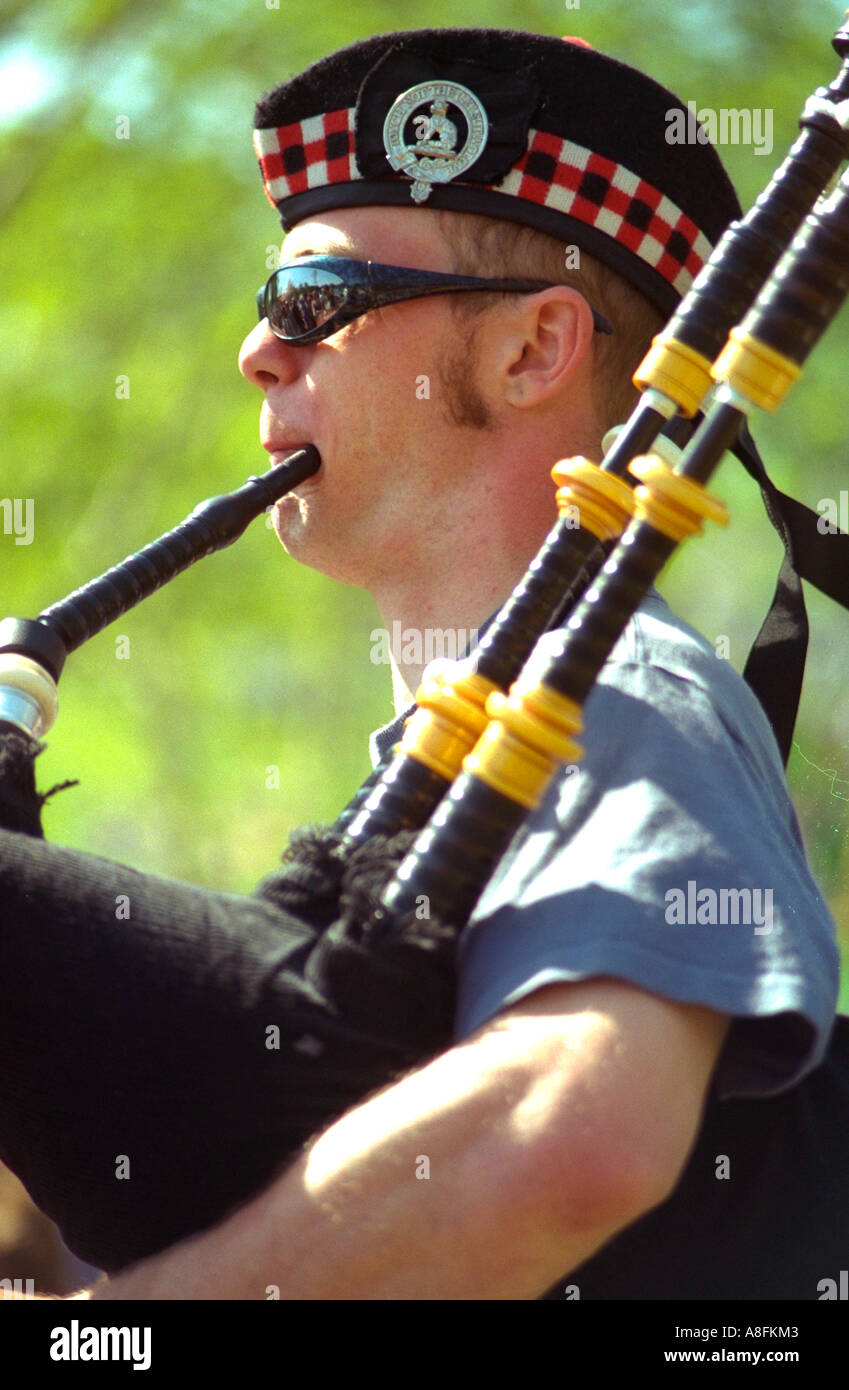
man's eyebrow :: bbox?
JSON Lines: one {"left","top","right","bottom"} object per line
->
{"left": 282, "top": 244, "right": 356, "bottom": 260}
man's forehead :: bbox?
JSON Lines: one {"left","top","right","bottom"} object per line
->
{"left": 280, "top": 207, "right": 451, "bottom": 266}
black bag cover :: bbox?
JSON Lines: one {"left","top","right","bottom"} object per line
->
{"left": 0, "top": 728, "right": 457, "bottom": 1272}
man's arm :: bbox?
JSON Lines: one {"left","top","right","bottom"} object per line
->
{"left": 90, "top": 976, "right": 729, "bottom": 1300}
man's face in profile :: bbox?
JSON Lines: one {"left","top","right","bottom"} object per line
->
{"left": 238, "top": 206, "right": 507, "bottom": 590}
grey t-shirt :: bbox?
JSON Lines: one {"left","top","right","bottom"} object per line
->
{"left": 370, "top": 590, "right": 840, "bottom": 1101}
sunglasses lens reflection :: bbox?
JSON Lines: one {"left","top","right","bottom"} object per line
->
{"left": 268, "top": 266, "right": 349, "bottom": 338}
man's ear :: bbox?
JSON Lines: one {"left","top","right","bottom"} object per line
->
{"left": 498, "top": 286, "right": 597, "bottom": 408}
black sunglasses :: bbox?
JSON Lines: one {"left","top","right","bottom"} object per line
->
{"left": 256, "top": 255, "right": 614, "bottom": 344}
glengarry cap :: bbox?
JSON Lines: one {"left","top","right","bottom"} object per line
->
{"left": 253, "top": 28, "right": 743, "bottom": 316}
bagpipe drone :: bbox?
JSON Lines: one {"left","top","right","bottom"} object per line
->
{"left": 2, "top": 24, "right": 849, "bottom": 1278}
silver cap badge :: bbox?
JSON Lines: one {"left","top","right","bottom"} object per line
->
{"left": 382, "top": 81, "right": 489, "bottom": 203}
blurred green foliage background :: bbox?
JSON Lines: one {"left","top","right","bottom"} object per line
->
{"left": 1, "top": 0, "right": 847, "bottom": 1004}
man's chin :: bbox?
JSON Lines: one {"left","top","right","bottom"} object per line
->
{"left": 271, "top": 503, "right": 331, "bottom": 574}
{"left": 270, "top": 510, "right": 374, "bottom": 589}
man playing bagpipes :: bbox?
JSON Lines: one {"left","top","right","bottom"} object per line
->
{"left": 2, "top": 28, "right": 849, "bottom": 1300}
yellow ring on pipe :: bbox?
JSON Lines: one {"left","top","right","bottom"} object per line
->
{"left": 401, "top": 668, "right": 498, "bottom": 783}
{"left": 628, "top": 455, "right": 729, "bottom": 541}
{"left": 633, "top": 333, "right": 714, "bottom": 417}
{"left": 551, "top": 457, "right": 636, "bottom": 541}
{"left": 711, "top": 327, "right": 802, "bottom": 412}
{"left": 464, "top": 683, "right": 584, "bottom": 810}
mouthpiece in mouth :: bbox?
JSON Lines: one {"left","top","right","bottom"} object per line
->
{"left": 253, "top": 445, "right": 321, "bottom": 505}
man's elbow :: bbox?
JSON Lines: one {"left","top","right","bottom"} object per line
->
{"left": 482, "top": 981, "right": 728, "bottom": 1267}
{"left": 471, "top": 1100, "right": 692, "bottom": 1293}
{"left": 532, "top": 1120, "right": 691, "bottom": 1252}
{"left": 502, "top": 1043, "right": 711, "bottom": 1263}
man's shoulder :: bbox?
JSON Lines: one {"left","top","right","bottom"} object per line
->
{"left": 554, "top": 586, "right": 749, "bottom": 701}
{"left": 545, "top": 586, "right": 787, "bottom": 784}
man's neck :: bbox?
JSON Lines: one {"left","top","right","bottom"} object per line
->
{"left": 375, "top": 535, "right": 548, "bottom": 714}
{"left": 368, "top": 419, "right": 605, "bottom": 713}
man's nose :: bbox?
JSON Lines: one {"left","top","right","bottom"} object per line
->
{"left": 238, "top": 319, "right": 301, "bottom": 389}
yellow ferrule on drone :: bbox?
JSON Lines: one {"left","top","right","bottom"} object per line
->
{"left": 711, "top": 326, "right": 802, "bottom": 412}
{"left": 628, "top": 455, "right": 729, "bottom": 541}
{"left": 551, "top": 457, "right": 636, "bottom": 541}
{"left": 401, "top": 667, "right": 498, "bottom": 782}
{"left": 632, "top": 332, "right": 714, "bottom": 417}
{"left": 463, "top": 682, "right": 584, "bottom": 810}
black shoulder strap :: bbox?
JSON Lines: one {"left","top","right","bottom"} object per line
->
{"left": 732, "top": 422, "right": 849, "bottom": 765}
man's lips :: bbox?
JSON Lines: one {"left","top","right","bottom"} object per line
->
{"left": 262, "top": 441, "right": 312, "bottom": 461}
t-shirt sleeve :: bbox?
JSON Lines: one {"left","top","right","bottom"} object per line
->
{"left": 454, "top": 619, "right": 841, "bottom": 1100}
